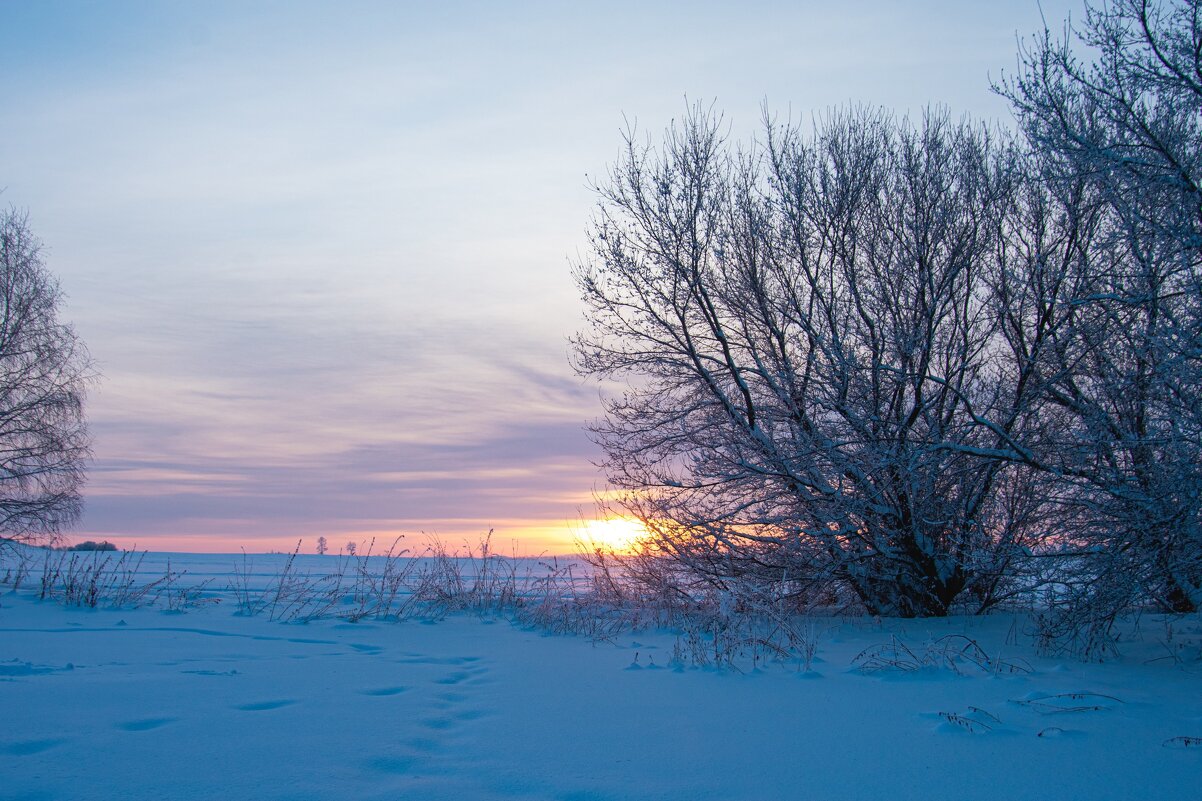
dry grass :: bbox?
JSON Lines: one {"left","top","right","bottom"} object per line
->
{"left": 33, "top": 550, "right": 185, "bottom": 609}
{"left": 854, "top": 634, "right": 1032, "bottom": 676}
{"left": 1010, "top": 692, "right": 1124, "bottom": 714}
{"left": 2, "top": 535, "right": 831, "bottom": 670}
{"left": 1162, "top": 736, "right": 1202, "bottom": 749}
{"left": 938, "top": 707, "right": 1001, "bottom": 734}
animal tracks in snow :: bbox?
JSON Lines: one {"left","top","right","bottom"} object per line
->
{"left": 431, "top": 663, "right": 491, "bottom": 686}
{"left": 359, "top": 685, "right": 409, "bottom": 696}
{"left": 420, "top": 716, "right": 457, "bottom": 730}
{"left": 115, "top": 717, "right": 177, "bottom": 732}
{"left": 234, "top": 699, "right": 297, "bottom": 712}
{"left": 365, "top": 754, "right": 419, "bottom": 775}
{"left": 359, "top": 654, "right": 494, "bottom": 782}
{"left": 0, "top": 738, "right": 68, "bottom": 756}
{"left": 433, "top": 671, "right": 472, "bottom": 685}
{"left": 395, "top": 654, "right": 482, "bottom": 666}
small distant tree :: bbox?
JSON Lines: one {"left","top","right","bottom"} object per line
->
{"left": 0, "top": 210, "right": 92, "bottom": 550}
{"left": 345, "top": 541, "right": 357, "bottom": 556}
{"left": 66, "top": 540, "right": 117, "bottom": 552}
{"left": 316, "top": 536, "right": 328, "bottom": 555}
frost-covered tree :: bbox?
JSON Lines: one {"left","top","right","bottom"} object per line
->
{"left": 574, "top": 107, "right": 1050, "bottom": 617}
{"left": 0, "top": 210, "right": 91, "bottom": 549}
{"left": 574, "top": 2, "right": 1202, "bottom": 624}
{"left": 998, "top": 0, "right": 1202, "bottom": 615}
{"left": 317, "top": 536, "right": 328, "bottom": 555}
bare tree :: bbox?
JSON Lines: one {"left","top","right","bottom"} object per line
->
{"left": 573, "top": 0, "right": 1201, "bottom": 631}
{"left": 574, "top": 107, "right": 1049, "bottom": 617}
{"left": 0, "top": 210, "right": 91, "bottom": 549}
{"left": 997, "top": 0, "right": 1202, "bottom": 615}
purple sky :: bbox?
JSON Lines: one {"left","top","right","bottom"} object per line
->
{"left": 0, "top": 0, "right": 1079, "bottom": 552}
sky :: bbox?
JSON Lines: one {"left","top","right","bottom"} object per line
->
{"left": 0, "top": 0, "right": 1080, "bottom": 554}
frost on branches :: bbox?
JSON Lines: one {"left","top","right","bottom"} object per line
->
{"left": 574, "top": 2, "right": 1201, "bottom": 628}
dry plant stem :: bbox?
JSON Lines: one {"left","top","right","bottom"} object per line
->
{"left": 855, "top": 634, "right": 1032, "bottom": 676}
{"left": 28, "top": 549, "right": 188, "bottom": 609}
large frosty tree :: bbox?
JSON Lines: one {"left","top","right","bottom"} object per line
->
{"left": 574, "top": 0, "right": 1201, "bottom": 625}
{"left": 574, "top": 108, "right": 1052, "bottom": 616}
{"left": 998, "top": 0, "right": 1202, "bottom": 615}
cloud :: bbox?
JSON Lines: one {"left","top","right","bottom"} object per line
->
{"left": 81, "top": 389, "right": 607, "bottom": 551}
{"left": 3, "top": 0, "right": 1082, "bottom": 552}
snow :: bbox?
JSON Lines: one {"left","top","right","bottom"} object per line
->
{"left": 2, "top": 551, "right": 1200, "bottom": 800}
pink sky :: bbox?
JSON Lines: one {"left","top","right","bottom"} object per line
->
{"left": 1, "top": 0, "right": 1080, "bottom": 554}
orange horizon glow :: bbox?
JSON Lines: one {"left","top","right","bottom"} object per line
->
{"left": 60, "top": 515, "right": 650, "bottom": 557}
{"left": 574, "top": 517, "right": 651, "bottom": 553}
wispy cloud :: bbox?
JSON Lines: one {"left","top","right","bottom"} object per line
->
{"left": 1, "top": 0, "right": 1078, "bottom": 552}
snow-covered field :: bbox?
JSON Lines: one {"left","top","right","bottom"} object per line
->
{"left": 2, "top": 551, "right": 1200, "bottom": 801}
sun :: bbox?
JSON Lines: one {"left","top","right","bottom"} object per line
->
{"left": 577, "top": 517, "right": 650, "bottom": 552}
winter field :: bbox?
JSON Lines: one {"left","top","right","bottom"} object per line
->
{"left": 2, "top": 547, "right": 1200, "bottom": 801}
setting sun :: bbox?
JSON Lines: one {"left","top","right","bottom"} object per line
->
{"left": 577, "top": 517, "right": 650, "bottom": 552}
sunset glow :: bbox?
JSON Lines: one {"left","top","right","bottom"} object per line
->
{"left": 576, "top": 517, "right": 650, "bottom": 553}
{"left": 0, "top": 0, "right": 1080, "bottom": 555}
